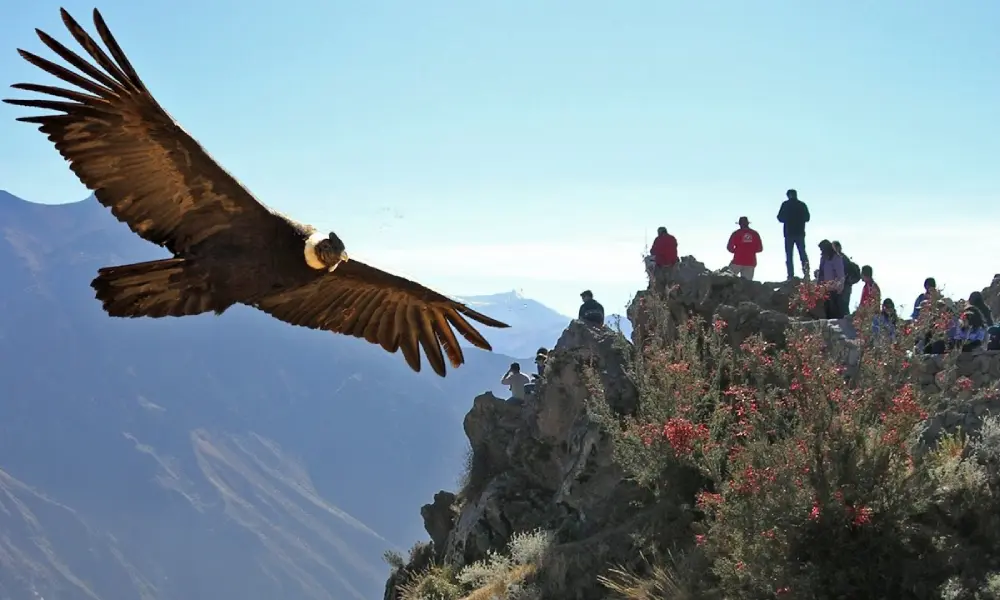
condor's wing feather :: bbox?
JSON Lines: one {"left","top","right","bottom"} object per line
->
{"left": 254, "top": 260, "right": 510, "bottom": 377}
{"left": 3, "top": 8, "right": 290, "bottom": 254}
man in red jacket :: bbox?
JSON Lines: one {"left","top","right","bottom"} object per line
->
{"left": 649, "top": 226, "right": 679, "bottom": 268}
{"left": 727, "top": 217, "right": 763, "bottom": 280}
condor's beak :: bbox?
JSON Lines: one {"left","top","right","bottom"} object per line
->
{"left": 328, "top": 251, "right": 350, "bottom": 272}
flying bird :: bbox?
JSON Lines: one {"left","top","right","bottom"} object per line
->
{"left": 4, "top": 7, "right": 510, "bottom": 377}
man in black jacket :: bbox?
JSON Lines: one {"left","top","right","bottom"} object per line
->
{"left": 578, "top": 290, "right": 605, "bottom": 327}
{"left": 777, "top": 188, "right": 811, "bottom": 280}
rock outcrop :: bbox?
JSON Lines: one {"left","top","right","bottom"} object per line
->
{"left": 384, "top": 321, "right": 652, "bottom": 600}
{"left": 385, "top": 257, "right": 1000, "bottom": 600}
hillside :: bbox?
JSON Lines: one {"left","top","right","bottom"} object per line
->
{"left": 0, "top": 191, "right": 530, "bottom": 600}
{"left": 385, "top": 258, "right": 1000, "bottom": 600}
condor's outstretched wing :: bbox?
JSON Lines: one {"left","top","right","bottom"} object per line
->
{"left": 3, "top": 8, "right": 292, "bottom": 254}
{"left": 254, "top": 260, "right": 511, "bottom": 377}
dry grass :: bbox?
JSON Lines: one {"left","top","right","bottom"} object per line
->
{"left": 459, "top": 563, "right": 537, "bottom": 600}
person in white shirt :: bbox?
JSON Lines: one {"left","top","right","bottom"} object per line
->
{"left": 501, "top": 362, "right": 531, "bottom": 402}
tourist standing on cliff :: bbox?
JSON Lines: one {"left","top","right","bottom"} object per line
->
{"left": 777, "top": 189, "right": 811, "bottom": 281}
{"left": 859, "top": 265, "right": 881, "bottom": 310}
{"left": 832, "top": 241, "right": 862, "bottom": 317}
{"left": 816, "top": 239, "right": 845, "bottom": 319}
{"left": 726, "top": 216, "right": 763, "bottom": 280}
{"left": 646, "top": 226, "right": 679, "bottom": 278}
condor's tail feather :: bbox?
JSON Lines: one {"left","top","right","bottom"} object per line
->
{"left": 90, "top": 258, "right": 230, "bottom": 318}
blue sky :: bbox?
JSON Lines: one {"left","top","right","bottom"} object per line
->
{"left": 2, "top": 0, "right": 999, "bottom": 319}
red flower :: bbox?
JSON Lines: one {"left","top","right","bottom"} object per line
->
{"left": 663, "top": 417, "right": 710, "bottom": 455}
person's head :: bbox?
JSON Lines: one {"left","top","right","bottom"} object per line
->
{"left": 969, "top": 291, "right": 985, "bottom": 307}
{"left": 737, "top": 216, "right": 750, "bottom": 229}
{"left": 509, "top": 362, "right": 520, "bottom": 373}
{"left": 832, "top": 241, "right": 842, "bottom": 254}
{"left": 882, "top": 298, "right": 896, "bottom": 315}
{"left": 581, "top": 290, "right": 594, "bottom": 301}
{"left": 657, "top": 226, "right": 667, "bottom": 236}
{"left": 861, "top": 265, "right": 873, "bottom": 282}
{"left": 786, "top": 189, "right": 798, "bottom": 200}
{"left": 924, "top": 277, "right": 937, "bottom": 292}
{"left": 818, "top": 239, "right": 834, "bottom": 257}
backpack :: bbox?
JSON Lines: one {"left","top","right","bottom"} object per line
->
{"left": 843, "top": 256, "right": 862, "bottom": 286}
{"left": 988, "top": 325, "right": 1000, "bottom": 351}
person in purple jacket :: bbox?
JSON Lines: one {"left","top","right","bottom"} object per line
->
{"left": 815, "top": 239, "right": 846, "bottom": 319}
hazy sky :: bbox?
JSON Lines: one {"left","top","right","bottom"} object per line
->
{"left": 2, "top": 0, "right": 998, "bottom": 319}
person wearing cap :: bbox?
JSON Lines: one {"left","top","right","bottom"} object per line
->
{"left": 726, "top": 216, "right": 763, "bottom": 280}
{"left": 777, "top": 188, "right": 811, "bottom": 281}
{"left": 578, "top": 290, "right": 605, "bottom": 327}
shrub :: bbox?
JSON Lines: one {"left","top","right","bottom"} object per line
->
{"left": 597, "top": 283, "right": 1000, "bottom": 599}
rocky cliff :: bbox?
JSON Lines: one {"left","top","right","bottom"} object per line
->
{"left": 383, "top": 257, "right": 1000, "bottom": 600}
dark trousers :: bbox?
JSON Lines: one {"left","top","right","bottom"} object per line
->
{"left": 824, "top": 291, "right": 843, "bottom": 319}
{"left": 784, "top": 234, "right": 808, "bottom": 279}
{"left": 840, "top": 284, "right": 853, "bottom": 317}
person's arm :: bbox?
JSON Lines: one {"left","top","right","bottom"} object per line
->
{"left": 911, "top": 294, "right": 924, "bottom": 319}
{"left": 832, "top": 257, "right": 845, "bottom": 285}
{"left": 501, "top": 372, "right": 511, "bottom": 385}
{"left": 727, "top": 231, "right": 738, "bottom": 254}
{"left": 802, "top": 203, "right": 810, "bottom": 223}
{"left": 754, "top": 231, "right": 763, "bottom": 253}
{"left": 578, "top": 305, "right": 586, "bottom": 319}
{"left": 777, "top": 202, "right": 787, "bottom": 223}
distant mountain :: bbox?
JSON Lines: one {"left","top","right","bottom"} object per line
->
{"left": 453, "top": 291, "right": 571, "bottom": 358}
{"left": 0, "top": 191, "right": 529, "bottom": 600}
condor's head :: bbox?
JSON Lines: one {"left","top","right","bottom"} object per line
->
{"left": 304, "top": 231, "right": 350, "bottom": 272}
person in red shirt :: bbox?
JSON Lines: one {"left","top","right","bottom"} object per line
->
{"left": 859, "top": 265, "right": 881, "bottom": 310}
{"left": 649, "top": 226, "right": 679, "bottom": 268}
{"left": 727, "top": 217, "right": 763, "bottom": 280}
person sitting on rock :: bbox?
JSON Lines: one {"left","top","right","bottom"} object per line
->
{"left": 832, "top": 241, "right": 861, "bottom": 317}
{"left": 726, "top": 216, "right": 763, "bottom": 280}
{"left": 911, "top": 277, "right": 938, "bottom": 320}
{"left": 500, "top": 362, "right": 531, "bottom": 403}
{"left": 969, "top": 291, "right": 994, "bottom": 327}
{"left": 815, "top": 239, "right": 846, "bottom": 319}
{"left": 646, "top": 226, "right": 679, "bottom": 278}
{"left": 777, "top": 188, "right": 811, "bottom": 281}
{"left": 958, "top": 300, "right": 988, "bottom": 352}
{"left": 859, "top": 265, "right": 881, "bottom": 311}
{"left": 871, "top": 298, "right": 897, "bottom": 341}
{"left": 578, "top": 290, "right": 605, "bottom": 327}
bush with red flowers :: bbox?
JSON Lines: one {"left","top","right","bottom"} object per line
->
{"left": 596, "top": 283, "right": 1000, "bottom": 600}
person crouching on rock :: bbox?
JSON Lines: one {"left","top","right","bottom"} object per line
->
{"left": 501, "top": 362, "right": 530, "bottom": 404}
{"left": 871, "top": 298, "right": 897, "bottom": 341}
{"left": 726, "top": 216, "right": 763, "bottom": 280}
{"left": 578, "top": 290, "right": 605, "bottom": 327}
{"left": 816, "top": 239, "right": 846, "bottom": 319}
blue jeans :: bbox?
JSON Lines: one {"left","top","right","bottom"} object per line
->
{"left": 784, "top": 234, "right": 808, "bottom": 279}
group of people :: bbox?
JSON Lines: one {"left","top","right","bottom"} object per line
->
{"left": 642, "top": 187, "right": 1000, "bottom": 355}
{"left": 644, "top": 188, "right": 808, "bottom": 283}
{"left": 500, "top": 187, "right": 997, "bottom": 402}
{"left": 500, "top": 347, "right": 549, "bottom": 402}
